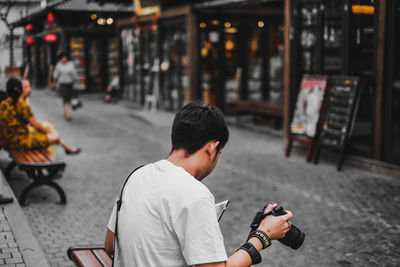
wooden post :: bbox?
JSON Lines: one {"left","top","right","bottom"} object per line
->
{"left": 375, "top": 0, "right": 386, "bottom": 160}
{"left": 283, "top": 0, "right": 291, "bottom": 138}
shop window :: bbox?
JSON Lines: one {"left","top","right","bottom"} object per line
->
{"left": 200, "top": 17, "right": 284, "bottom": 108}
{"left": 120, "top": 28, "right": 140, "bottom": 102}
{"left": 108, "top": 37, "right": 119, "bottom": 86}
{"left": 160, "top": 21, "right": 187, "bottom": 111}
{"left": 322, "top": 0, "right": 343, "bottom": 73}
{"left": 348, "top": 0, "right": 376, "bottom": 157}
{"left": 141, "top": 30, "right": 157, "bottom": 104}
{"left": 89, "top": 39, "right": 104, "bottom": 91}
{"left": 247, "top": 29, "right": 263, "bottom": 101}
{"left": 268, "top": 25, "right": 284, "bottom": 101}
{"left": 200, "top": 22, "right": 220, "bottom": 106}
{"left": 224, "top": 21, "right": 241, "bottom": 104}
{"left": 69, "top": 37, "right": 86, "bottom": 90}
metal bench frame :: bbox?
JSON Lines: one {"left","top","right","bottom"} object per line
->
{"left": 3, "top": 149, "right": 67, "bottom": 206}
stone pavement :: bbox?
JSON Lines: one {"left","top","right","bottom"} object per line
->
{"left": 0, "top": 88, "right": 399, "bottom": 267}
{"left": 0, "top": 172, "right": 50, "bottom": 267}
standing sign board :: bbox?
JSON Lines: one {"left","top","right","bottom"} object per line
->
{"left": 286, "top": 75, "right": 328, "bottom": 162}
{"left": 314, "top": 76, "right": 361, "bottom": 170}
{"left": 290, "top": 75, "right": 329, "bottom": 137}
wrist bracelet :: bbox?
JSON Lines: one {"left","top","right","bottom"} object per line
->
{"left": 237, "top": 241, "right": 262, "bottom": 265}
{"left": 248, "top": 230, "right": 272, "bottom": 249}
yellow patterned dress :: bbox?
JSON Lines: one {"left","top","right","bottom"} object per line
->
{"left": 0, "top": 98, "right": 49, "bottom": 150}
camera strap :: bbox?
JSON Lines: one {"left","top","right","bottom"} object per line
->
{"left": 112, "top": 165, "right": 144, "bottom": 267}
{"left": 250, "top": 209, "right": 274, "bottom": 232}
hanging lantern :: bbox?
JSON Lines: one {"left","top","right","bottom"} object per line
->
{"left": 44, "top": 33, "right": 57, "bottom": 43}
{"left": 47, "top": 12, "right": 55, "bottom": 28}
{"left": 26, "top": 36, "right": 35, "bottom": 45}
{"left": 25, "top": 24, "right": 34, "bottom": 32}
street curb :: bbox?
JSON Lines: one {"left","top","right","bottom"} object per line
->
{"left": 0, "top": 171, "right": 50, "bottom": 267}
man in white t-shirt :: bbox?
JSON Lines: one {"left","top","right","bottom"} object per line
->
{"left": 105, "top": 102, "right": 294, "bottom": 267}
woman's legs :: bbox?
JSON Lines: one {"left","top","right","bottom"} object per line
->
{"left": 42, "top": 122, "right": 80, "bottom": 155}
{"left": 60, "top": 84, "right": 73, "bottom": 120}
{"left": 64, "top": 102, "right": 70, "bottom": 120}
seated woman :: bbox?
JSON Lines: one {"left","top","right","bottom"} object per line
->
{"left": 0, "top": 78, "right": 80, "bottom": 155}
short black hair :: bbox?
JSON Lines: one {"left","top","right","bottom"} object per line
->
{"left": 171, "top": 102, "right": 229, "bottom": 156}
{"left": 58, "top": 52, "right": 69, "bottom": 60}
{"left": 6, "top": 77, "right": 22, "bottom": 105}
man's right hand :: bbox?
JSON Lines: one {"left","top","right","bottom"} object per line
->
{"left": 257, "top": 204, "right": 293, "bottom": 240}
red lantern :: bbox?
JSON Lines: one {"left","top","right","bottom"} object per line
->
{"left": 47, "top": 12, "right": 54, "bottom": 28}
{"left": 26, "top": 36, "right": 35, "bottom": 45}
{"left": 44, "top": 33, "right": 57, "bottom": 43}
{"left": 25, "top": 24, "right": 34, "bottom": 32}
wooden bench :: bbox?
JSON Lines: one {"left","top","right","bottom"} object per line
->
{"left": 67, "top": 246, "right": 112, "bottom": 267}
{"left": 230, "top": 100, "right": 283, "bottom": 129}
{"left": 2, "top": 148, "right": 66, "bottom": 206}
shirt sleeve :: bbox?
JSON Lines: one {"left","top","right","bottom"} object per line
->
{"left": 107, "top": 200, "right": 118, "bottom": 233}
{"left": 18, "top": 101, "right": 33, "bottom": 121}
{"left": 173, "top": 195, "right": 228, "bottom": 265}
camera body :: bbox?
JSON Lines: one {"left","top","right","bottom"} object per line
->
{"left": 250, "top": 205, "right": 305, "bottom": 250}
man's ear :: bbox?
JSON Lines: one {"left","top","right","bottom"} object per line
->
{"left": 207, "top": 141, "right": 220, "bottom": 158}
{"left": 170, "top": 140, "right": 173, "bottom": 149}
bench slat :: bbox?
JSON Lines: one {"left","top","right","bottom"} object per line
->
{"left": 93, "top": 249, "right": 112, "bottom": 267}
{"left": 8, "top": 150, "right": 26, "bottom": 163}
{"left": 22, "top": 150, "right": 36, "bottom": 163}
{"left": 9, "top": 149, "right": 57, "bottom": 164}
{"left": 25, "top": 150, "right": 43, "bottom": 162}
{"left": 43, "top": 150, "right": 57, "bottom": 162}
{"left": 9, "top": 150, "right": 31, "bottom": 163}
{"left": 71, "top": 250, "right": 103, "bottom": 267}
{"left": 31, "top": 150, "right": 49, "bottom": 162}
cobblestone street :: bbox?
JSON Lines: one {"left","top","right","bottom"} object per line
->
{"left": 1, "top": 89, "right": 400, "bottom": 267}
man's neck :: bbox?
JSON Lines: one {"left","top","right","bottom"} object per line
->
{"left": 167, "top": 150, "right": 202, "bottom": 180}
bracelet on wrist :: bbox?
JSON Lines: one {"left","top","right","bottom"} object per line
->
{"left": 237, "top": 241, "right": 262, "bottom": 265}
{"left": 248, "top": 230, "right": 272, "bottom": 249}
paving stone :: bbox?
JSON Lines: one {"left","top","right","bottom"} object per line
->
{"left": 5, "top": 257, "right": 24, "bottom": 264}
{"left": 7, "top": 243, "right": 17, "bottom": 248}
{"left": 0, "top": 253, "right": 11, "bottom": 259}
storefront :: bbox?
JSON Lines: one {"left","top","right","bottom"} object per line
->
{"left": 158, "top": 15, "right": 188, "bottom": 111}
{"left": 118, "top": 6, "right": 159, "bottom": 106}
{"left": 13, "top": 0, "right": 132, "bottom": 91}
{"left": 160, "top": 0, "right": 285, "bottom": 121}
{"left": 197, "top": 11, "right": 284, "bottom": 111}
{"left": 287, "top": 0, "right": 399, "bottom": 166}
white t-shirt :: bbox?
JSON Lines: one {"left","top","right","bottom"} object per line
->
{"left": 53, "top": 61, "right": 77, "bottom": 84}
{"left": 107, "top": 159, "right": 227, "bottom": 267}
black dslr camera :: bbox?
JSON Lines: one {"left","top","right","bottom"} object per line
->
{"left": 250, "top": 205, "right": 305, "bottom": 250}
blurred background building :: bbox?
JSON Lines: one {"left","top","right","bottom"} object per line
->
{"left": 4, "top": 0, "right": 400, "bottom": 168}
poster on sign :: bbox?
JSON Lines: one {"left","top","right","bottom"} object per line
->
{"left": 290, "top": 75, "right": 328, "bottom": 137}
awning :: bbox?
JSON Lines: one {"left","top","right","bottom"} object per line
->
{"left": 11, "top": 0, "right": 134, "bottom": 26}
{"left": 194, "top": 0, "right": 282, "bottom": 9}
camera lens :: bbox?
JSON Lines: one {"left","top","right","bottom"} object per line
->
{"left": 278, "top": 224, "right": 305, "bottom": 249}
{"left": 272, "top": 206, "right": 305, "bottom": 250}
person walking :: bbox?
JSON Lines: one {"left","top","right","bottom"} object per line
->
{"left": 105, "top": 102, "right": 294, "bottom": 267}
{"left": 51, "top": 53, "right": 77, "bottom": 120}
